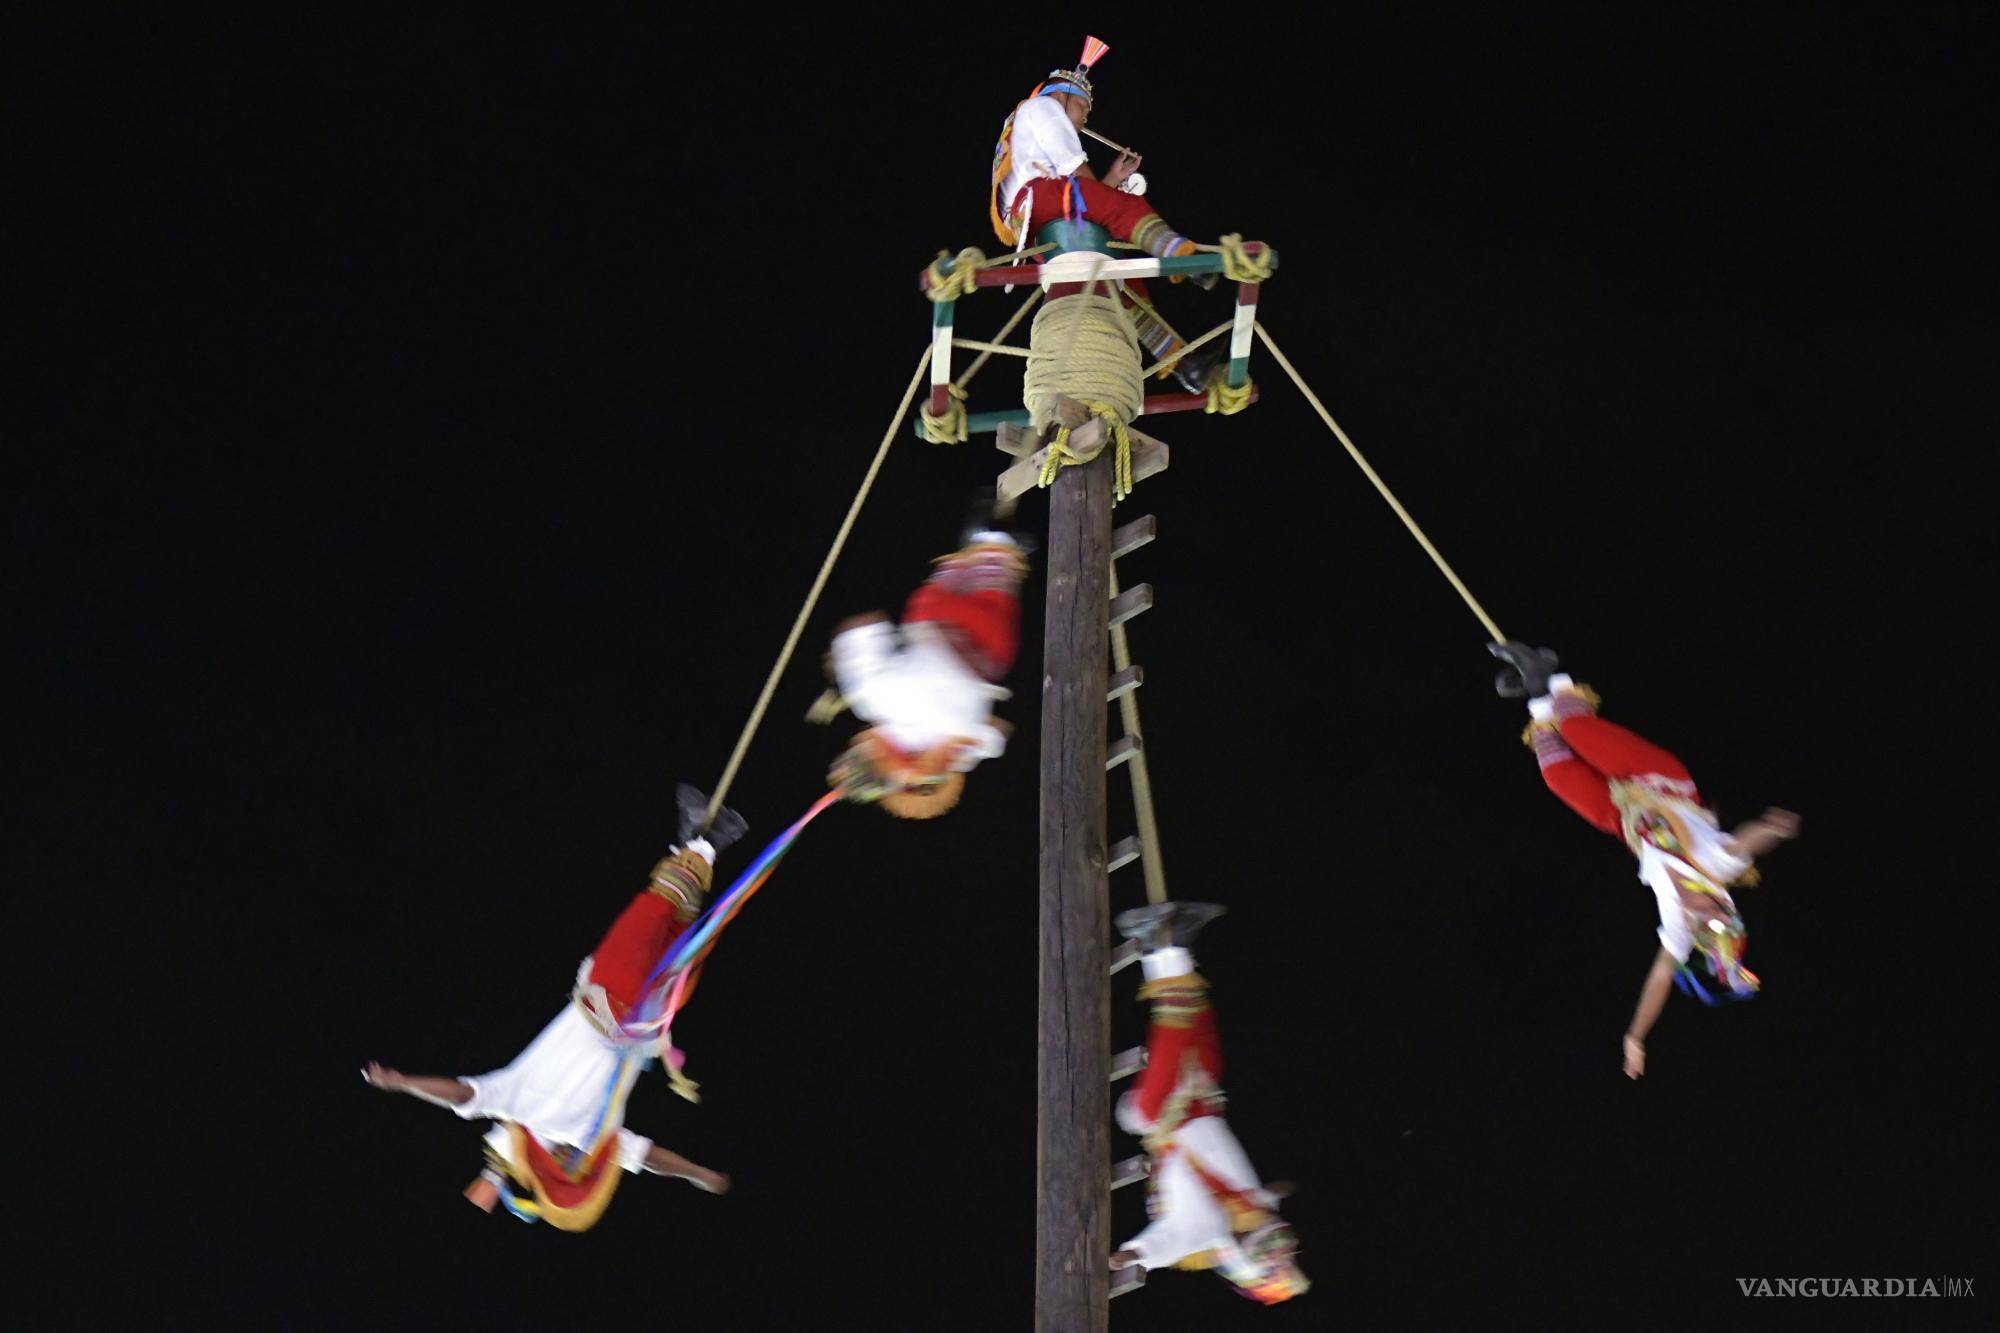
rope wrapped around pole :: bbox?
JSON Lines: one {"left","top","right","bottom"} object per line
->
{"left": 1023, "top": 289, "right": 1145, "bottom": 430}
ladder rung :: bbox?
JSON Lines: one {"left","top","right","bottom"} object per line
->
{"left": 1111, "top": 1046, "right": 1149, "bottom": 1081}
{"left": 1108, "top": 835, "right": 1143, "bottom": 872}
{"left": 1111, "top": 1154, "right": 1152, "bottom": 1189}
{"left": 1110, "top": 514, "right": 1157, "bottom": 560}
{"left": 1107, "top": 583, "right": 1153, "bottom": 627}
{"left": 1110, "top": 1265, "right": 1147, "bottom": 1298}
{"left": 1106, "top": 735, "right": 1143, "bottom": 770}
{"left": 1110, "top": 938, "right": 1142, "bottom": 974}
{"left": 1106, "top": 665, "right": 1144, "bottom": 700}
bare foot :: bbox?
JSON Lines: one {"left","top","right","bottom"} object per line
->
{"left": 1759, "top": 808, "right": 1802, "bottom": 839}
{"left": 690, "top": 1169, "right": 731, "bottom": 1195}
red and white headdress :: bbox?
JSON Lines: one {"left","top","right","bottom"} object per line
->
{"left": 1042, "top": 35, "right": 1111, "bottom": 104}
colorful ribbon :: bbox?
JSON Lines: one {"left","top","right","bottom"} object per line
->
{"left": 615, "top": 788, "right": 845, "bottom": 1040}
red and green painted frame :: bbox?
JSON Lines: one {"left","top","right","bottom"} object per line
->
{"left": 914, "top": 222, "right": 1277, "bottom": 437}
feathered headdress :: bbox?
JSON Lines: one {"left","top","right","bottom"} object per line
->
{"left": 1043, "top": 35, "right": 1111, "bottom": 104}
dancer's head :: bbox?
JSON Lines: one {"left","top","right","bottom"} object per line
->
{"left": 1037, "top": 35, "right": 1107, "bottom": 128}
{"left": 830, "top": 731, "right": 967, "bottom": 820}
{"left": 1678, "top": 902, "right": 1759, "bottom": 1003}
{"left": 1230, "top": 1221, "right": 1310, "bottom": 1304}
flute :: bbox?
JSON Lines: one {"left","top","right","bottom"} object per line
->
{"left": 1079, "top": 126, "right": 1147, "bottom": 195}
{"left": 1079, "top": 126, "right": 1132, "bottom": 155}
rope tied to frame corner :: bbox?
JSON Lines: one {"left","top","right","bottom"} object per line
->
{"left": 918, "top": 382, "right": 968, "bottom": 444}
{"left": 701, "top": 345, "right": 936, "bottom": 825}
{"left": 1210, "top": 233, "right": 1275, "bottom": 284}
{"left": 924, "top": 248, "right": 988, "bottom": 302}
{"left": 1204, "top": 377, "right": 1254, "bottom": 415}
{"left": 1252, "top": 320, "right": 1507, "bottom": 644}
{"left": 924, "top": 243, "right": 1062, "bottom": 305}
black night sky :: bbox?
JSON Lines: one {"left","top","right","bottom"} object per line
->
{"left": 20, "top": 8, "right": 1995, "bottom": 1328}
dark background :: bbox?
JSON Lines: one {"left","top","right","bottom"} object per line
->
{"left": 18, "top": 7, "right": 1995, "bottom": 1328}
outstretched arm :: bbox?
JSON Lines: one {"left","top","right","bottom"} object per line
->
{"left": 363, "top": 1062, "right": 472, "bottom": 1109}
{"left": 1728, "top": 807, "right": 1802, "bottom": 860}
{"left": 1622, "top": 950, "right": 1679, "bottom": 1080}
{"left": 641, "top": 1142, "right": 731, "bottom": 1195}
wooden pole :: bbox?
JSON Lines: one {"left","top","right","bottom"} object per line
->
{"left": 1035, "top": 446, "right": 1114, "bottom": 1332}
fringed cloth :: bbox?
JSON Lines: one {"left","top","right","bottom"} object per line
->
{"left": 485, "top": 1051, "right": 644, "bottom": 1232}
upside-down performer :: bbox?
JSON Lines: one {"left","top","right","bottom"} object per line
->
{"left": 1108, "top": 901, "right": 1310, "bottom": 1306}
{"left": 1490, "top": 642, "right": 1801, "bottom": 1079}
{"left": 822, "top": 503, "right": 1028, "bottom": 819}
{"left": 363, "top": 784, "right": 746, "bottom": 1229}
{"left": 990, "top": 36, "right": 1224, "bottom": 392}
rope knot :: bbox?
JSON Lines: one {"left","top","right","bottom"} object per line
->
{"left": 1204, "top": 376, "right": 1254, "bottom": 416}
{"left": 1039, "top": 402, "right": 1137, "bottom": 502}
{"left": 918, "top": 382, "right": 969, "bottom": 444}
{"left": 1216, "top": 235, "right": 1275, "bottom": 284}
{"left": 925, "top": 248, "right": 988, "bottom": 302}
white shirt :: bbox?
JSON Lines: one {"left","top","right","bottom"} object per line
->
{"left": 457, "top": 1001, "right": 654, "bottom": 1172}
{"left": 1121, "top": 1115, "right": 1279, "bottom": 1271}
{"left": 832, "top": 619, "right": 1008, "bottom": 764}
{"left": 1631, "top": 798, "right": 1750, "bottom": 962}
{"left": 996, "top": 95, "right": 1087, "bottom": 225}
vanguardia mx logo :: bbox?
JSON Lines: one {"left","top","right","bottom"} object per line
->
{"left": 1737, "top": 1277, "right": 1975, "bottom": 1297}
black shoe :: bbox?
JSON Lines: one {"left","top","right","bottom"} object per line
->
{"left": 1488, "top": 640, "right": 1561, "bottom": 699}
{"left": 676, "top": 783, "right": 748, "bottom": 855}
{"left": 958, "top": 490, "right": 1000, "bottom": 547}
{"left": 960, "top": 488, "right": 1039, "bottom": 559}
{"left": 1166, "top": 901, "right": 1225, "bottom": 948}
{"left": 1115, "top": 900, "right": 1226, "bottom": 951}
{"left": 1171, "top": 342, "right": 1225, "bottom": 395}
{"left": 1115, "top": 903, "right": 1174, "bottom": 951}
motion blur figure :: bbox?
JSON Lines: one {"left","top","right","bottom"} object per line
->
{"left": 822, "top": 499, "right": 1028, "bottom": 819}
{"left": 364, "top": 785, "right": 745, "bottom": 1229}
{"left": 1107, "top": 902, "right": 1309, "bottom": 1306}
{"left": 1491, "top": 642, "right": 1801, "bottom": 1079}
